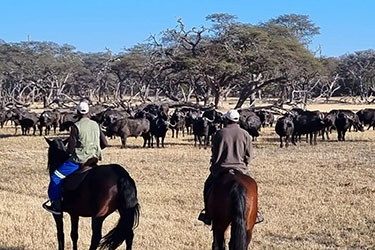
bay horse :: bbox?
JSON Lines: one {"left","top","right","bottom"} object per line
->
{"left": 206, "top": 170, "right": 258, "bottom": 250}
{"left": 44, "top": 138, "right": 140, "bottom": 250}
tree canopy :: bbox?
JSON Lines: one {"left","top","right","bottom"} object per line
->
{"left": 0, "top": 13, "right": 374, "bottom": 108}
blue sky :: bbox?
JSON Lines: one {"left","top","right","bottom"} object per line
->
{"left": 0, "top": 0, "right": 374, "bottom": 57}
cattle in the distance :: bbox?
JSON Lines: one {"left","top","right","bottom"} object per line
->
{"left": 202, "top": 108, "right": 224, "bottom": 124}
{"left": 91, "top": 108, "right": 130, "bottom": 127}
{"left": 38, "top": 110, "right": 61, "bottom": 136}
{"left": 142, "top": 103, "right": 169, "bottom": 120}
{"left": 329, "top": 109, "right": 363, "bottom": 132}
{"left": 357, "top": 108, "right": 375, "bottom": 130}
{"left": 59, "top": 111, "right": 79, "bottom": 132}
{"left": 19, "top": 114, "right": 39, "bottom": 135}
{"left": 238, "top": 109, "right": 262, "bottom": 140}
{"left": 335, "top": 110, "right": 364, "bottom": 141}
{"left": 192, "top": 117, "right": 214, "bottom": 148}
{"left": 181, "top": 107, "right": 200, "bottom": 135}
{"left": 149, "top": 114, "right": 170, "bottom": 148}
{"left": 321, "top": 111, "right": 337, "bottom": 140}
{"left": 0, "top": 110, "right": 8, "bottom": 128}
{"left": 9, "top": 108, "right": 24, "bottom": 134}
{"left": 9, "top": 108, "right": 38, "bottom": 135}
{"left": 256, "top": 110, "right": 275, "bottom": 127}
{"left": 169, "top": 109, "right": 186, "bottom": 138}
{"left": 292, "top": 110, "right": 325, "bottom": 145}
{"left": 275, "top": 115, "right": 294, "bottom": 148}
{"left": 105, "top": 114, "right": 150, "bottom": 148}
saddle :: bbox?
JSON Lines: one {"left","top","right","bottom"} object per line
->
{"left": 63, "top": 157, "right": 99, "bottom": 191}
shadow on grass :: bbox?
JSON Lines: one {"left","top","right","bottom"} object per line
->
{"left": 0, "top": 133, "right": 24, "bottom": 139}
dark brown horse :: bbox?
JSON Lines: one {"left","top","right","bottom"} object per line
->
{"left": 45, "top": 138, "right": 140, "bottom": 250}
{"left": 206, "top": 170, "right": 258, "bottom": 250}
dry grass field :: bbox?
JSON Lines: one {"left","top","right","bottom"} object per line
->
{"left": 0, "top": 102, "right": 375, "bottom": 250}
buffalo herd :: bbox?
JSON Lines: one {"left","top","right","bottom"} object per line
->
{"left": 0, "top": 103, "right": 374, "bottom": 149}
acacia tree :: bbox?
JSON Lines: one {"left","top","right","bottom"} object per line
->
{"left": 147, "top": 18, "right": 210, "bottom": 103}
{"left": 233, "top": 23, "right": 321, "bottom": 108}
{"left": 337, "top": 50, "right": 375, "bottom": 101}
{"left": 0, "top": 42, "right": 83, "bottom": 107}
{"left": 266, "top": 13, "right": 320, "bottom": 46}
{"left": 313, "top": 57, "right": 341, "bottom": 102}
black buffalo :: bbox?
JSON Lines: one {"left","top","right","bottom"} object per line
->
{"left": 59, "top": 112, "right": 79, "bottom": 132}
{"left": 182, "top": 108, "right": 201, "bottom": 135}
{"left": 292, "top": 110, "right": 325, "bottom": 145}
{"left": 10, "top": 108, "right": 38, "bottom": 135}
{"left": 256, "top": 110, "right": 275, "bottom": 127}
{"left": 19, "top": 115, "right": 39, "bottom": 135}
{"left": 149, "top": 115, "right": 170, "bottom": 148}
{"left": 0, "top": 110, "right": 8, "bottom": 128}
{"left": 335, "top": 111, "right": 364, "bottom": 141}
{"left": 91, "top": 108, "right": 130, "bottom": 126}
{"left": 192, "top": 117, "right": 213, "bottom": 148}
{"left": 38, "top": 110, "right": 60, "bottom": 136}
{"left": 275, "top": 115, "right": 294, "bottom": 148}
{"left": 169, "top": 109, "right": 186, "bottom": 138}
{"left": 357, "top": 108, "right": 375, "bottom": 130}
{"left": 106, "top": 116, "right": 150, "bottom": 148}
{"left": 239, "top": 110, "right": 261, "bottom": 140}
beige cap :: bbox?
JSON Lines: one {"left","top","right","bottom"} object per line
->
{"left": 224, "top": 109, "right": 240, "bottom": 122}
{"left": 77, "top": 102, "right": 89, "bottom": 114}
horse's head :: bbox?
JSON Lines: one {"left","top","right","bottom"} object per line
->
{"left": 45, "top": 137, "right": 69, "bottom": 175}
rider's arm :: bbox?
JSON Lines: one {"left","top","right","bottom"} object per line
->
{"left": 67, "top": 125, "right": 78, "bottom": 155}
{"left": 100, "top": 130, "right": 108, "bottom": 149}
{"left": 244, "top": 135, "right": 253, "bottom": 166}
{"left": 209, "top": 133, "right": 220, "bottom": 171}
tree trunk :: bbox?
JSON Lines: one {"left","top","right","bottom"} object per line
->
{"left": 249, "top": 88, "right": 256, "bottom": 107}
{"left": 203, "top": 88, "right": 211, "bottom": 106}
{"left": 235, "top": 83, "right": 255, "bottom": 109}
{"left": 214, "top": 91, "right": 220, "bottom": 109}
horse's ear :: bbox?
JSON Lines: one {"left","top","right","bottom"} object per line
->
{"left": 45, "top": 137, "right": 53, "bottom": 145}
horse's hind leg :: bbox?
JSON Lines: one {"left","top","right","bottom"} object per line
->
{"left": 53, "top": 214, "right": 64, "bottom": 250}
{"left": 89, "top": 216, "right": 105, "bottom": 250}
{"left": 70, "top": 215, "right": 79, "bottom": 250}
{"left": 246, "top": 229, "right": 253, "bottom": 249}
{"left": 212, "top": 228, "right": 226, "bottom": 250}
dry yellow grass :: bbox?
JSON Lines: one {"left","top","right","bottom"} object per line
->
{"left": 0, "top": 102, "right": 375, "bottom": 249}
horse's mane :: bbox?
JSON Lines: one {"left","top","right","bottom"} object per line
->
{"left": 47, "top": 139, "right": 69, "bottom": 175}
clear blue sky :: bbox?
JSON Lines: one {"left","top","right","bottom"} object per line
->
{"left": 0, "top": 0, "right": 374, "bottom": 57}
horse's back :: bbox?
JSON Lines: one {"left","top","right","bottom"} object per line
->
{"left": 208, "top": 170, "right": 258, "bottom": 230}
{"left": 62, "top": 164, "right": 133, "bottom": 217}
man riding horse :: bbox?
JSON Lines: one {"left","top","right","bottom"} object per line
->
{"left": 198, "top": 109, "right": 264, "bottom": 225}
{"left": 43, "top": 101, "right": 108, "bottom": 215}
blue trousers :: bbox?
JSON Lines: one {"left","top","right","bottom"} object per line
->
{"left": 48, "top": 160, "right": 79, "bottom": 201}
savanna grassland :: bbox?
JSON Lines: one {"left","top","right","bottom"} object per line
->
{"left": 0, "top": 103, "right": 374, "bottom": 250}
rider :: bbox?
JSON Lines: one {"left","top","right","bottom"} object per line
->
{"left": 43, "top": 101, "right": 108, "bottom": 215}
{"left": 198, "top": 109, "right": 264, "bottom": 225}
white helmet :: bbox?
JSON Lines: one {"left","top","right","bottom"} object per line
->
{"left": 77, "top": 102, "right": 89, "bottom": 114}
{"left": 224, "top": 109, "right": 240, "bottom": 122}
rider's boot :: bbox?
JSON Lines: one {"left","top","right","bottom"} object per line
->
{"left": 43, "top": 199, "right": 62, "bottom": 215}
{"left": 198, "top": 209, "right": 212, "bottom": 225}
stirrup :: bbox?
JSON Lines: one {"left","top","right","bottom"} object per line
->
{"left": 255, "top": 211, "right": 264, "bottom": 224}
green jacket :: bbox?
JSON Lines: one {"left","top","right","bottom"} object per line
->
{"left": 70, "top": 117, "right": 102, "bottom": 164}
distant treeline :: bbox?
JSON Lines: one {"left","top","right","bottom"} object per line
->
{"left": 0, "top": 13, "right": 374, "bottom": 109}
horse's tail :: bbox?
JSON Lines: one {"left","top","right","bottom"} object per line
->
{"left": 229, "top": 181, "right": 247, "bottom": 250}
{"left": 100, "top": 166, "right": 140, "bottom": 250}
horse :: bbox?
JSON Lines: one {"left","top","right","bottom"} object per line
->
{"left": 206, "top": 170, "right": 258, "bottom": 250}
{"left": 44, "top": 138, "right": 140, "bottom": 250}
